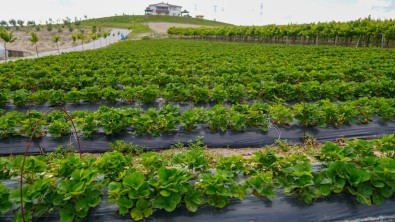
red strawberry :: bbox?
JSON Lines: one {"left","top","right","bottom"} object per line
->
{"left": 38, "top": 134, "right": 43, "bottom": 139}
{"left": 285, "top": 123, "right": 291, "bottom": 127}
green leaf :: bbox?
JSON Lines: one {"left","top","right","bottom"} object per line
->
{"left": 372, "top": 192, "right": 385, "bottom": 205}
{"left": 373, "top": 181, "right": 385, "bottom": 188}
{"left": 153, "top": 193, "right": 181, "bottom": 212}
{"left": 185, "top": 190, "right": 205, "bottom": 212}
{"left": 70, "top": 181, "right": 85, "bottom": 196}
{"left": 117, "top": 196, "right": 134, "bottom": 208}
{"left": 131, "top": 208, "right": 144, "bottom": 221}
{"left": 60, "top": 209, "right": 74, "bottom": 222}
{"left": 123, "top": 171, "right": 145, "bottom": 190}
{"left": 118, "top": 206, "right": 129, "bottom": 216}
{"left": 160, "top": 189, "right": 171, "bottom": 197}
{"left": 379, "top": 185, "right": 394, "bottom": 198}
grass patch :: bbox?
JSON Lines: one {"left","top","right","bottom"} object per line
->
{"left": 81, "top": 15, "right": 233, "bottom": 29}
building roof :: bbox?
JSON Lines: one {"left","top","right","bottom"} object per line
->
{"left": 149, "top": 2, "right": 181, "bottom": 7}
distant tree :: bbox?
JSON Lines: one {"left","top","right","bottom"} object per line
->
{"left": 74, "top": 17, "right": 81, "bottom": 26}
{"left": 35, "top": 25, "right": 41, "bottom": 31}
{"left": 84, "top": 15, "right": 88, "bottom": 20}
{"left": 26, "top": 20, "right": 36, "bottom": 27}
{"left": 17, "top": 20, "right": 24, "bottom": 28}
{"left": 92, "top": 25, "right": 97, "bottom": 33}
{"left": 0, "top": 29, "right": 17, "bottom": 62}
{"left": 52, "top": 35, "right": 61, "bottom": 54}
{"left": 46, "top": 22, "right": 53, "bottom": 32}
{"left": 29, "top": 32, "right": 40, "bottom": 57}
{"left": 0, "top": 20, "right": 8, "bottom": 28}
{"left": 8, "top": 19, "right": 17, "bottom": 30}
{"left": 117, "top": 31, "right": 121, "bottom": 40}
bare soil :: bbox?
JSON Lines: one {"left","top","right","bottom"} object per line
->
{"left": 4, "top": 27, "right": 110, "bottom": 55}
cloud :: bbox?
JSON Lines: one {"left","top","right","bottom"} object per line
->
{"left": 372, "top": 0, "right": 395, "bottom": 12}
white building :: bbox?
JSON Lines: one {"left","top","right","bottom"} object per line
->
{"left": 145, "top": 2, "right": 182, "bottom": 16}
{"left": 0, "top": 45, "right": 5, "bottom": 58}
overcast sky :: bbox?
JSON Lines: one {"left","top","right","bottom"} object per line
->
{"left": 1, "top": 0, "right": 395, "bottom": 25}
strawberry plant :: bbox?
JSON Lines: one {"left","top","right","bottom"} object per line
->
{"left": 0, "top": 111, "right": 23, "bottom": 138}
{"left": 206, "top": 104, "right": 230, "bottom": 132}
{"left": 0, "top": 89, "right": 10, "bottom": 106}
{"left": 171, "top": 142, "right": 209, "bottom": 173}
{"left": 95, "top": 151, "right": 130, "bottom": 181}
{"left": 150, "top": 167, "right": 193, "bottom": 212}
{"left": 95, "top": 106, "right": 128, "bottom": 135}
{"left": 102, "top": 86, "right": 121, "bottom": 103}
{"left": 54, "top": 156, "right": 105, "bottom": 222}
{"left": 163, "top": 83, "right": 189, "bottom": 103}
{"left": 122, "top": 86, "right": 138, "bottom": 103}
{"left": 48, "top": 120, "right": 71, "bottom": 138}
{"left": 107, "top": 170, "right": 154, "bottom": 221}
{"left": 108, "top": 140, "right": 144, "bottom": 155}
{"left": 73, "top": 110, "right": 97, "bottom": 138}
{"left": 31, "top": 90, "right": 48, "bottom": 105}
{"left": 80, "top": 86, "right": 102, "bottom": 104}
{"left": 269, "top": 104, "right": 293, "bottom": 126}
{"left": 20, "top": 110, "right": 44, "bottom": 138}
{"left": 293, "top": 102, "right": 326, "bottom": 128}
{"left": 136, "top": 85, "right": 159, "bottom": 104}
{"left": 0, "top": 184, "right": 12, "bottom": 214}
{"left": 197, "top": 169, "right": 248, "bottom": 208}
{"left": 180, "top": 108, "right": 206, "bottom": 131}
{"left": 189, "top": 85, "right": 210, "bottom": 104}
{"left": 211, "top": 84, "right": 227, "bottom": 103}
{"left": 48, "top": 89, "right": 65, "bottom": 106}
{"left": 65, "top": 87, "right": 83, "bottom": 104}
{"left": 247, "top": 172, "right": 276, "bottom": 201}
{"left": 227, "top": 83, "right": 245, "bottom": 104}
{"left": 12, "top": 89, "right": 30, "bottom": 106}
{"left": 245, "top": 103, "right": 270, "bottom": 130}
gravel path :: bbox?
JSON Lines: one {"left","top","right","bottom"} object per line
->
{"left": 148, "top": 22, "right": 202, "bottom": 34}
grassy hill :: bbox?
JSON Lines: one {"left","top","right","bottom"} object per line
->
{"left": 81, "top": 15, "right": 233, "bottom": 29}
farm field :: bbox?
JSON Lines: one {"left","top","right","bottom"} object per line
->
{"left": 0, "top": 36, "right": 394, "bottom": 221}
{"left": 0, "top": 39, "right": 394, "bottom": 142}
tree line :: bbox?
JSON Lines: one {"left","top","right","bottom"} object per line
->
{"left": 168, "top": 17, "right": 395, "bottom": 48}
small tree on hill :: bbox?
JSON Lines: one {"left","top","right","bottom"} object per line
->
{"left": 0, "top": 29, "right": 17, "bottom": 62}
{"left": 89, "top": 32, "right": 98, "bottom": 49}
{"left": 17, "top": 20, "right": 24, "bottom": 28}
{"left": 71, "top": 33, "right": 79, "bottom": 51}
{"left": 29, "top": 32, "right": 40, "bottom": 57}
{"left": 9, "top": 19, "right": 17, "bottom": 30}
{"left": 78, "top": 33, "right": 87, "bottom": 50}
{"left": 52, "top": 35, "right": 61, "bottom": 54}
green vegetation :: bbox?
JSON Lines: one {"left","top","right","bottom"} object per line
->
{"left": 0, "top": 136, "right": 394, "bottom": 220}
{"left": 0, "top": 39, "right": 393, "bottom": 138}
{"left": 81, "top": 15, "right": 232, "bottom": 29}
{"left": 168, "top": 17, "right": 395, "bottom": 47}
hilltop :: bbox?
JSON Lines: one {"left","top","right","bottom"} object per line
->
{"left": 81, "top": 15, "right": 233, "bottom": 29}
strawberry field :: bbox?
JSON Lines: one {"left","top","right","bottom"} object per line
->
{"left": 0, "top": 38, "right": 394, "bottom": 221}
{"left": 0, "top": 39, "right": 394, "bottom": 146}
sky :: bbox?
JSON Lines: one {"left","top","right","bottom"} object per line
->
{"left": 1, "top": 0, "right": 395, "bottom": 26}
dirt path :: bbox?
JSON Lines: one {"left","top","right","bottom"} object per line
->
{"left": 148, "top": 22, "right": 202, "bottom": 34}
